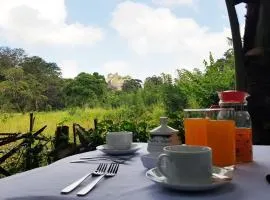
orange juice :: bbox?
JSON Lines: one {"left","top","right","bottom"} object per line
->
{"left": 184, "top": 118, "right": 208, "bottom": 146}
{"left": 207, "top": 120, "right": 236, "bottom": 167}
{"left": 236, "top": 128, "right": 253, "bottom": 163}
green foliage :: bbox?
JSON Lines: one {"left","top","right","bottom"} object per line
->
{"left": 63, "top": 72, "right": 107, "bottom": 108}
{"left": 0, "top": 46, "right": 236, "bottom": 116}
{"left": 0, "top": 45, "right": 242, "bottom": 177}
{"left": 0, "top": 47, "right": 25, "bottom": 80}
{"left": 176, "top": 50, "right": 235, "bottom": 108}
{"left": 0, "top": 46, "right": 237, "bottom": 147}
{"left": 82, "top": 119, "right": 150, "bottom": 149}
{"left": 142, "top": 76, "right": 163, "bottom": 106}
{"left": 163, "top": 84, "right": 187, "bottom": 114}
{"left": 0, "top": 47, "right": 64, "bottom": 112}
{"left": 105, "top": 90, "right": 122, "bottom": 108}
{"left": 144, "top": 76, "right": 163, "bottom": 89}
{"left": 0, "top": 68, "right": 32, "bottom": 112}
{"left": 1, "top": 130, "right": 51, "bottom": 177}
{"left": 122, "top": 79, "right": 142, "bottom": 92}
{"left": 0, "top": 46, "right": 237, "bottom": 148}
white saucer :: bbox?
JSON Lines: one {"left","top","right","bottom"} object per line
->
{"left": 146, "top": 167, "right": 233, "bottom": 192}
{"left": 96, "top": 143, "right": 141, "bottom": 155}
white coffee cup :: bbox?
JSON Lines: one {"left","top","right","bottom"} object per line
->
{"left": 157, "top": 145, "right": 212, "bottom": 185}
{"left": 106, "top": 132, "right": 133, "bottom": 150}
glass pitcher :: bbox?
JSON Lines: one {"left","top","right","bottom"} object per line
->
{"left": 218, "top": 90, "right": 253, "bottom": 163}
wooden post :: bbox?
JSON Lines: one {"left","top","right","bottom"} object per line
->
{"left": 225, "top": 0, "right": 247, "bottom": 91}
{"left": 54, "top": 126, "right": 69, "bottom": 148}
{"left": 29, "top": 113, "right": 34, "bottom": 133}
{"left": 244, "top": 1, "right": 270, "bottom": 144}
{"left": 26, "top": 112, "right": 35, "bottom": 170}
{"left": 73, "top": 123, "right": 77, "bottom": 147}
{"left": 94, "top": 119, "right": 98, "bottom": 130}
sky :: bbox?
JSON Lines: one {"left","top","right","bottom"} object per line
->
{"left": 0, "top": 0, "right": 246, "bottom": 80}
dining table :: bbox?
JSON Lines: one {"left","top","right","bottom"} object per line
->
{"left": 0, "top": 143, "right": 270, "bottom": 200}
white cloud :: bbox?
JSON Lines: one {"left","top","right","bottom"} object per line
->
{"left": 220, "top": 0, "right": 247, "bottom": 25}
{"left": 0, "top": 0, "right": 104, "bottom": 46}
{"left": 152, "top": 0, "right": 193, "bottom": 7}
{"left": 111, "top": 1, "right": 231, "bottom": 71}
{"left": 60, "top": 60, "right": 79, "bottom": 78}
{"left": 102, "top": 61, "right": 131, "bottom": 76}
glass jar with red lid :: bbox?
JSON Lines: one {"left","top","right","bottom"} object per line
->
{"left": 217, "top": 90, "right": 253, "bottom": 163}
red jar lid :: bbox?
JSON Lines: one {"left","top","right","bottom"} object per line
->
{"left": 218, "top": 90, "right": 249, "bottom": 103}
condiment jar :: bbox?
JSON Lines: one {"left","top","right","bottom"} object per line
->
{"left": 147, "top": 117, "right": 179, "bottom": 153}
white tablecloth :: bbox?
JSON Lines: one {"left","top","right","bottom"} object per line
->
{"left": 0, "top": 143, "right": 270, "bottom": 200}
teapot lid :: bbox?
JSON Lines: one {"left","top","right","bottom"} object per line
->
{"left": 150, "top": 117, "right": 178, "bottom": 135}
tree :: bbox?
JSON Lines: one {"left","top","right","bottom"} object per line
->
{"left": 0, "top": 47, "right": 26, "bottom": 80}
{"left": 24, "top": 74, "right": 48, "bottom": 111}
{"left": 44, "top": 78, "right": 65, "bottom": 110}
{"left": 20, "top": 56, "right": 63, "bottom": 111}
{"left": 64, "top": 72, "right": 107, "bottom": 107}
{"left": 161, "top": 73, "right": 173, "bottom": 85}
{"left": 176, "top": 68, "right": 204, "bottom": 108}
{"left": 21, "top": 56, "right": 61, "bottom": 78}
{"left": 176, "top": 51, "right": 235, "bottom": 108}
{"left": 144, "top": 76, "right": 163, "bottom": 89}
{"left": 0, "top": 68, "right": 31, "bottom": 112}
{"left": 142, "top": 76, "right": 163, "bottom": 106}
{"left": 122, "top": 79, "right": 142, "bottom": 92}
{"left": 0, "top": 45, "right": 238, "bottom": 116}
{"left": 105, "top": 90, "right": 122, "bottom": 108}
{"left": 163, "top": 84, "right": 187, "bottom": 114}
{"left": 0, "top": 48, "right": 66, "bottom": 112}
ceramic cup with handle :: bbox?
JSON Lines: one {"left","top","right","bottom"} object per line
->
{"left": 157, "top": 145, "right": 212, "bottom": 185}
{"left": 106, "top": 131, "right": 133, "bottom": 150}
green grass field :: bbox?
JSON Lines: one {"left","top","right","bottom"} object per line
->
{"left": 0, "top": 106, "right": 165, "bottom": 177}
{"left": 0, "top": 108, "right": 116, "bottom": 136}
{"left": 0, "top": 106, "right": 165, "bottom": 137}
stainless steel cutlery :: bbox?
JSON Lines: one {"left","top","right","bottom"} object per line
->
{"left": 71, "top": 158, "right": 125, "bottom": 164}
{"left": 70, "top": 155, "right": 134, "bottom": 164}
{"left": 61, "top": 163, "right": 107, "bottom": 194}
{"left": 61, "top": 162, "right": 119, "bottom": 196}
{"left": 77, "top": 162, "right": 119, "bottom": 196}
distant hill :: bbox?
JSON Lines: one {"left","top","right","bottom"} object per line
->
{"left": 106, "top": 73, "right": 131, "bottom": 90}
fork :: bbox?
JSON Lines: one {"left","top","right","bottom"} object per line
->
{"left": 61, "top": 163, "right": 107, "bottom": 194}
{"left": 77, "top": 163, "right": 119, "bottom": 196}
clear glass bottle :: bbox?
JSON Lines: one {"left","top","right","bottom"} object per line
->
{"left": 218, "top": 90, "right": 253, "bottom": 163}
